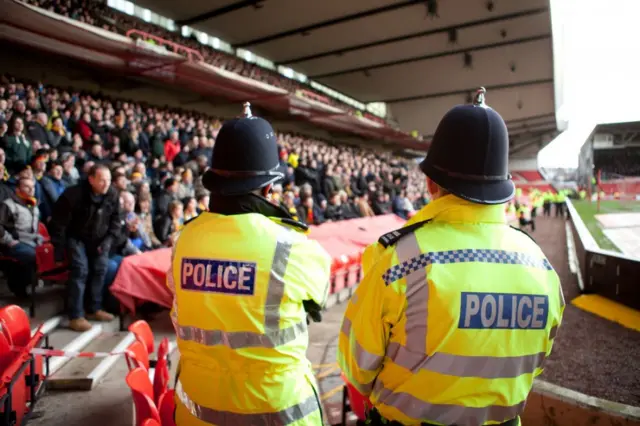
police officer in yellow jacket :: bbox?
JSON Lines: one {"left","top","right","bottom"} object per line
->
{"left": 170, "top": 103, "right": 331, "bottom": 425}
{"left": 338, "top": 88, "right": 564, "bottom": 426}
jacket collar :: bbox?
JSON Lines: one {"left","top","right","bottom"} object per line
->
{"left": 408, "top": 194, "right": 506, "bottom": 225}
{"left": 209, "top": 193, "right": 293, "bottom": 220}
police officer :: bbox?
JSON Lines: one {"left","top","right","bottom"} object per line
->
{"left": 338, "top": 88, "right": 565, "bottom": 426}
{"left": 169, "top": 103, "right": 331, "bottom": 425}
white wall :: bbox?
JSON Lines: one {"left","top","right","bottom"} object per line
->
{"left": 509, "top": 158, "right": 538, "bottom": 171}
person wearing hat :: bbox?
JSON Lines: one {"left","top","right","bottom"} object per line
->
{"left": 338, "top": 89, "right": 565, "bottom": 426}
{"left": 169, "top": 103, "right": 331, "bottom": 426}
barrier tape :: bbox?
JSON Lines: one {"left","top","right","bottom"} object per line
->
{"left": 11, "top": 346, "right": 128, "bottom": 359}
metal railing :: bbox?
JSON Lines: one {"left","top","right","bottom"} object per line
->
{"left": 566, "top": 199, "right": 640, "bottom": 310}
{"left": 125, "top": 29, "right": 204, "bottom": 62}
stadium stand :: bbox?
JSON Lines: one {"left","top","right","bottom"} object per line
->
{"left": 20, "top": 0, "right": 386, "bottom": 123}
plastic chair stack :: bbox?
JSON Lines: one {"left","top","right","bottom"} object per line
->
{"left": 124, "top": 320, "right": 174, "bottom": 426}
{"left": 0, "top": 305, "right": 50, "bottom": 426}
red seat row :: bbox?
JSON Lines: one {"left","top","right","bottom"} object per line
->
{"left": 0, "top": 222, "right": 70, "bottom": 318}
{"left": 0, "top": 305, "right": 50, "bottom": 426}
{"left": 126, "top": 320, "right": 175, "bottom": 426}
{"left": 330, "top": 250, "right": 363, "bottom": 295}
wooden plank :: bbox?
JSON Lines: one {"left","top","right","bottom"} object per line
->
{"left": 47, "top": 331, "right": 131, "bottom": 390}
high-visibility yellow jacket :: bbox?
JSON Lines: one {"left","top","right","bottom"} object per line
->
{"left": 169, "top": 212, "right": 332, "bottom": 425}
{"left": 338, "top": 195, "right": 564, "bottom": 426}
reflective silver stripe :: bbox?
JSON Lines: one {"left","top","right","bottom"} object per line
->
{"left": 374, "top": 383, "right": 524, "bottom": 426}
{"left": 177, "top": 320, "right": 306, "bottom": 349}
{"left": 176, "top": 379, "right": 319, "bottom": 425}
{"left": 395, "top": 233, "right": 428, "bottom": 354}
{"left": 341, "top": 318, "right": 384, "bottom": 371}
{"left": 386, "top": 342, "right": 546, "bottom": 379}
{"left": 264, "top": 228, "right": 294, "bottom": 332}
{"left": 177, "top": 226, "right": 307, "bottom": 349}
{"left": 341, "top": 326, "right": 546, "bottom": 379}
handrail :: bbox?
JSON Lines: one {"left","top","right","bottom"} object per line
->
{"left": 125, "top": 29, "right": 204, "bottom": 62}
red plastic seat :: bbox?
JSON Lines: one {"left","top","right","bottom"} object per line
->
{"left": 158, "top": 389, "right": 176, "bottom": 426}
{"left": 141, "top": 420, "right": 160, "bottom": 426}
{"left": 156, "top": 338, "right": 169, "bottom": 363}
{"left": 341, "top": 372, "right": 370, "bottom": 421}
{"left": 0, "top": 329, "right": 13, "bottom": 373}
{"left": 126, "top": 340, "right": 150, "bottom": 371}
{"left": 0, "top": 305, "right": 31, "bottom": 347}
{"left": 0, "top": 333, "right": 28, "bottom": 426}
{"left": 126, "top": 367, "right": 161, "bottom": 426}
{"left": 37, "top": 222, "right": 50, "bottom": 241}
{"left": 152, "top": 356, "right": 169, "bottom": 405}
{"left": 129, "top": 320, "right": 155, "bottom": 355}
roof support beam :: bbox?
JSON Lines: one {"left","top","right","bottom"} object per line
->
{"left": 235, "top": 0, "right": 422, "bottom": 48}
{"left": 176, "top": 0, "right": 264, "bottom": 26}
{"left": 310, "top": 34, "right": 550, "bottom": 79}
{"left": 281, "top": 7, "right": 548, "bottom": 64}
{"left": 378, "top": 78, "right": 553, "bottom": 104}
{"left": 505, "top": 113, "right": 556, "bottom": 126}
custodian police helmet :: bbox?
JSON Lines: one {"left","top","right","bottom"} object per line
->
{"left": 419, "top": 87, "right": 515, "bottom": 205}
{"left": 202, "top": 102, "right": 284, "bottom": 196}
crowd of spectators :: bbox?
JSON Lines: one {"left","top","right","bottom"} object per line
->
{"left": 0, "top": 75, "right": 427, "bottom": 328}
{"left": 22, "top": 0, "right": 386, "bottom": 124}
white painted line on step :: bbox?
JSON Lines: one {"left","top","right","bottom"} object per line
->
{"left": 32, "top": 315, "right": 62, "bottom": 336}
{"left": 49, "top": 325, "right": 104, "bottom": 375}
{"left": 167, "top": 340, "right": 178, "bottom": 355}
{"left": 87, "top": 332, "right": 136, "bottom": 389}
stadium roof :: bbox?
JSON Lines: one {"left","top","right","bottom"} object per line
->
{"left": 132, "top": 0, "right": 558, "bottom": 156}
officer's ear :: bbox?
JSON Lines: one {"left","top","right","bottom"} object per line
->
{"left": 261, "top": 184, "right": 273, "bottom": 198}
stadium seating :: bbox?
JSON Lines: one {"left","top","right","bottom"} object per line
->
{"left": 157, "top": 389, "right": 176, "bottom": 426}
{"left": 126, "top": 367, "right": 161, "bottom": 426}
{"left": 517, "top": 171, "right": 545, "bottom": 182}
{"left": 0, "top": 306, "right": 49, "bottom": 426}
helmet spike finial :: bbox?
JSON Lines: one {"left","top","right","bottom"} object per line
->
{"left": 242, "top": 102, "right": 252, "bottom": 118}
{"left": 473, "top": 87, "right": 487, "bottom": 107}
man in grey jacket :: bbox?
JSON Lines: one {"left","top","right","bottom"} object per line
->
{"left": 0, "top": 176, "right": 42, "bottom": 297}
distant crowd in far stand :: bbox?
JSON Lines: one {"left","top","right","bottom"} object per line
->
{"left": 22, "top": 0, "right": 385, "bottom": 124}
{"left": 0, "top": 76, "right": 428, "bottom": 328}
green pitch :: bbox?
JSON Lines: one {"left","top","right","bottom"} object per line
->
{"left": 571, "top": 200, "right": 640, "bottom": 252}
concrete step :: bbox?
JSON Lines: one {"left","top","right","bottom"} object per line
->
{"left": 47, "top": 330, "right": 135, "bottom": 391}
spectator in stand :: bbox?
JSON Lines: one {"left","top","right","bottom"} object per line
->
{"left": 297, "top": 195, "right": 325, "bottom": 225}
{"left": 26, "top": 112, "right": 53, "bottom": 148}
{"left": 136, "top": 194, "right": 162, "bottom": 248}
{"left": 182, "top": 197, "right": 199, "bottom": 222}
{"left": 0, "top": 148, "right": 13, "bottom": 202}
{"left": 0, "top": 176, "right": 41, "bottom": 297}
{"left": 40, "top": 160, "right": 67, "bottom": 223}
{"left": 176, "top": 168, "right": 194, "bottom": 199}
{"left": 154, "top": 199, "right": 183, "bottom": 245}
{"left": 2, "top": 117, "right": 31, "bottom": 174}
{"left": 164, "top": 131, "right": 181, "bottom": 163}
{"left": 49, "top": 164, "right": 121, "bottom": 332}
{"left": 325, "top": 192, "right": 343, "bottom": 221}
{"left": 153, "top": 177, "right": 178, "bottom": 218}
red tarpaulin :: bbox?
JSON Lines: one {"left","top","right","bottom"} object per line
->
{"left": 110, "top": 214, "right": 405, "bottom": 313}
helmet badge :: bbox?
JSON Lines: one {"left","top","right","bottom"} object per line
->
{"left": 473, "top": 87, "right": 487, "bottom": 107}
{"left": 242, "top": 102, "right": 252, "bottom": 118}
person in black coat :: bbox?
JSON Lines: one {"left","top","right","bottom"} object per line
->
{"left": 48, "top": 164, "right": 121, "bottom": 331}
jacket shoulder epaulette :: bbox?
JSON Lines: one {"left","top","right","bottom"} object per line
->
{"left": 378, "top": 219, "right": 432, "bottom": 248}
{"left": 509, "top": 225, "right": 537, "bottom": 244}
{"left": 183, "top": 215, "right": 200, "bottom": 227}
{"left": 279, "top": 217, "right": 309, "bottom": 233}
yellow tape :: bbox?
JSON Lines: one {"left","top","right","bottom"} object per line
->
{"left": 572, "top": 294, "right": 640, "bottom": 332}
{"left": 320, "top": 384, "right": 344, "bottom": 401}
